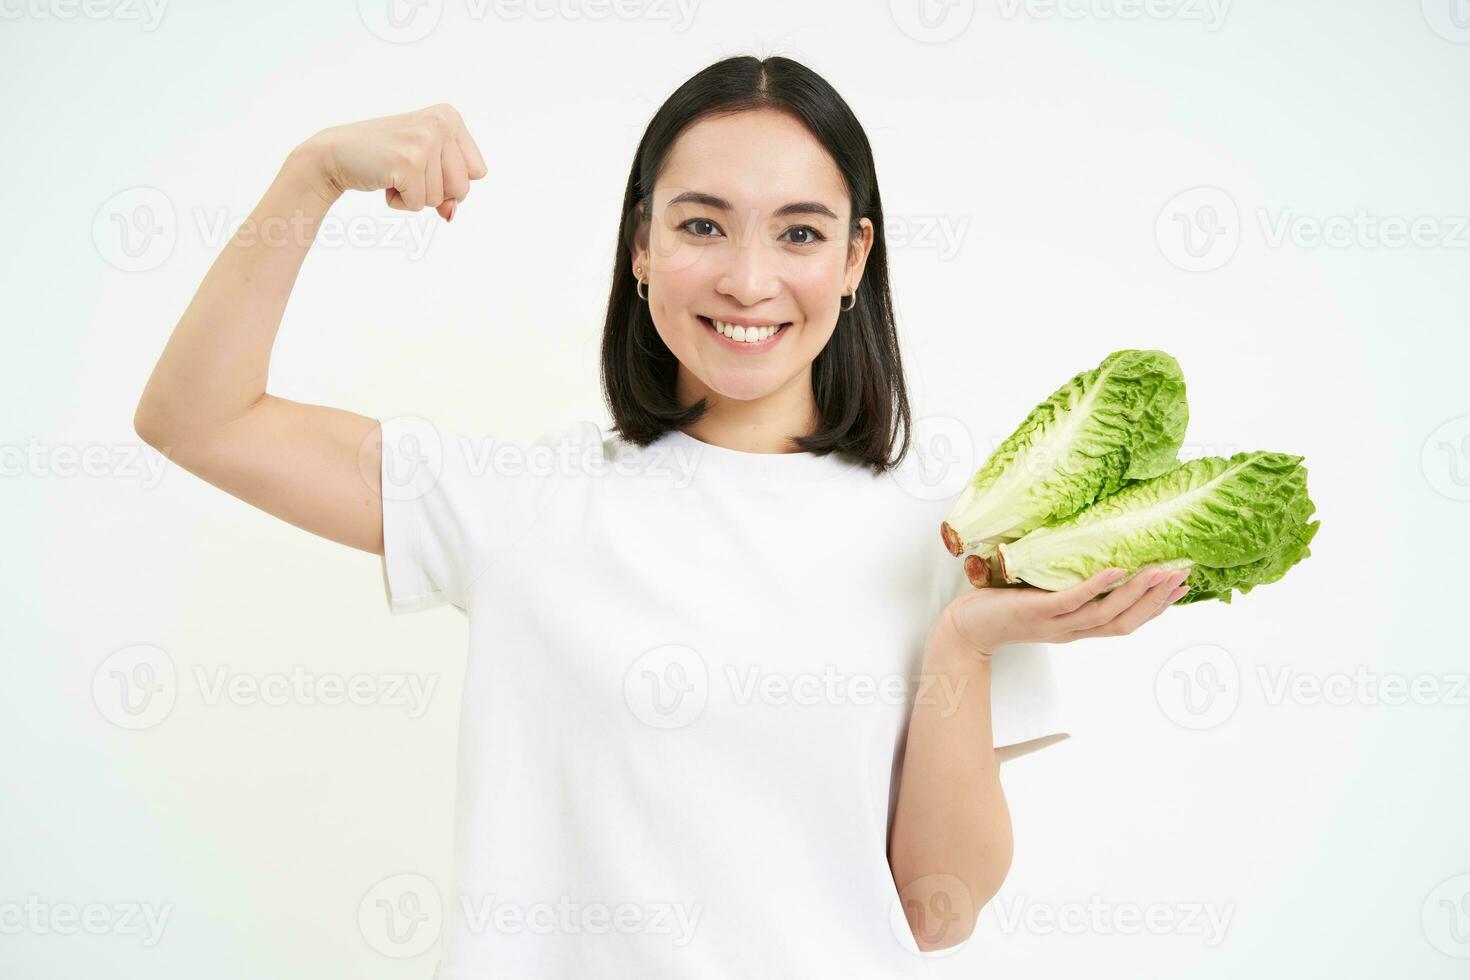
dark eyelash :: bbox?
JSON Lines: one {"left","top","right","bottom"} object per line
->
{"left": 680, "top": 218, "right": 722, "bottom": 238}
{"left": 678, "top": 218, "right": 827, "bottom": 245}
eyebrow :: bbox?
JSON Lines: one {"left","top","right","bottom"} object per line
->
{"left": 666, "top": 190, "right": 839, "bottom": 221}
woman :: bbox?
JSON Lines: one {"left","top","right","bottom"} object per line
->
{"left": 134, "top": 55, "right": 1189, "bottom": 979}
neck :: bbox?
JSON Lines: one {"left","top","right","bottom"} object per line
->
{"left": 675, "top": 368, "right": 820, "bottom": 454}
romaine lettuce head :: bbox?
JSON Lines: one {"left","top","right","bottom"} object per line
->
{"left": 994, "top": 450, "right": 1317, "bottom": 603}
{"left": 940, "top": 349, "right": 1188, "bottom": 555}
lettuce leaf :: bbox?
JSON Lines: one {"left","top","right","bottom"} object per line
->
{"left": 941, "top": 349, "right": 1188, "bottom": 556}
{"left": 1175, "top": 517, "right": 1320, "bottom": 605}
{"left": 994, "top": 451, "right": 1317, "bottom": 603}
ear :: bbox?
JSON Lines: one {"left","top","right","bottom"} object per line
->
{"left": 630, "top": 200, "right": 652, "bottom": 274}
{"left": 845, "top": 217, "right": 874, "bottom": 292}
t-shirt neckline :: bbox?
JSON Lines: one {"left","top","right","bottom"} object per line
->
{"left": 656, "top": 428, "right": 861, "bottom": 484}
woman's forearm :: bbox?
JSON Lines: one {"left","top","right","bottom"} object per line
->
{"left": 133, "top": 140, "right": 340, "bottom": 444}
{"left": 887, "top": 621, "right": 1013, "bottom": 952}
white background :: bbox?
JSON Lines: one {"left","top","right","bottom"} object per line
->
{"left": 3, "top": 1, "right": 1468, "bottom": 977}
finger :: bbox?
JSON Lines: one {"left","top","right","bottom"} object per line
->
{"left": 1146, "top": 582, "right": 1192, "bottom": 621}
{"left": 1053, "top": 565, "right": 1178, "bottom": 632}
{"left": 436, "top": 142, "right": 470, "bottom": 220}
{"left": 389, "top": 164, "right": 424, "bottom": 211}
{"left": 1046, "top": 566, "right": 1130, "bottom": 616}
{"left": 442, "top": 141, "right": 470, "bottom": 201}
{"left": 1132, "top": 574, "right": 1188, "bottom": 627}
{"left": 424, "top": 140, "right": 445, "bottom": 209}
{"left": 1067, "top": 571, "right": 1182, "bottom": 639}
{"left": 455, "top": 125, "right": 488, "bottom": 180}
{"left": 1125, "top": 574, "right": 1187, "bottom": 628}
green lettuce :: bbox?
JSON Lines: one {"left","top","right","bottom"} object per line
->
{"left": 940, "top": 349, "right": 1188, "bottom": 557}
{"left": 989, "top": 451, "right": 1319, "bottom": 604}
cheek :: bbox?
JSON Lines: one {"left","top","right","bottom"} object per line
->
{"left": 644, "top": 266, "right": 702, "bottom": 351}
{"left": 787, "top": 260, "right": 846, "bottom": 312}
{"left": 648, "top": 245, "right": 718, "bottom": 316}
{"left": 648, "top": 227, "right": 710, "bottom": 286}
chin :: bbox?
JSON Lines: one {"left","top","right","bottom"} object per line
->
{"left": 700, "top": 372, "right": 783, "bottom": 402}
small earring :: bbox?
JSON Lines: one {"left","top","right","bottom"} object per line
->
{"left": 840, "top": 285, "right": 858, "bottom": 313}
{"left": 635, "top": 266, "right": 648, "bottom": 302}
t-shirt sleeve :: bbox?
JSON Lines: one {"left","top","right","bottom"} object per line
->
{"left": 377, "top": 415, "right": 496, "bottom": 615}
{"left": 989, "top": 641, "right": 1070, "bottom": 751}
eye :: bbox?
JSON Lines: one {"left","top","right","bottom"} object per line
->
{"left": 680, "top": 218, "right": 723, "bottom": 239}
{"left": 784, "top": 225, "right": 827, "bottom": 246}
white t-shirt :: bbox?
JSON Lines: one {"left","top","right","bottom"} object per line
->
{"left": 378, "top": 414, "right": 1069, "bottom": 979}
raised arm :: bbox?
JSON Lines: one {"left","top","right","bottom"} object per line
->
{"left": 132, "top": 104, "right": 487, "bottom": 555}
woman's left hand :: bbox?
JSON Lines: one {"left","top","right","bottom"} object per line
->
{"left": 933, "top": 565, "right": 1191, "bottom": 659}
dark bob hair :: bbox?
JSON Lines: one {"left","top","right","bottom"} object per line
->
{"left": 599, "top": 55, "right": 911, "bottom": 477}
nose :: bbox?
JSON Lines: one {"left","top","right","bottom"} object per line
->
{"left": 714, "top": 236, "right": 781, "bottom": 308}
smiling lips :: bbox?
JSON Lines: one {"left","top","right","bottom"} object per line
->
{"left": 699, "top": 315, "right": 791, "bottom": 347}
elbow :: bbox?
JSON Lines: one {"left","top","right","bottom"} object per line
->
{"left": 894, "top": 847, "right": 1013, "bottom": 954}
{"left": 133, "top": 385, "right": 184, "bottom": 451}
{"left": 896, "top": 868, "right": 1006, "bottom": 954}
{"left": 133, "top": 403, "right": 159, "bottom": 447}
{"left": 911, "top": 913, "right": 976, "bottom": 954}
{"left": 132, "top": 381, "right": 167, "bottom": 446}
{"left": 133, "top": 401, "right": 173, "bottom": 452}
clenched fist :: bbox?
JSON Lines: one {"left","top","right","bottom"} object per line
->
{"left": 299, "top": 103, "right": 488, "bottom": 221}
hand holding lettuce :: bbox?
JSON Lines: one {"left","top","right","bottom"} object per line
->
{"left": 935, "top": 562, "right": 1193, "bottom": 659}
{"left": 941, "top": 349, "right": 1318, "bottom": 605}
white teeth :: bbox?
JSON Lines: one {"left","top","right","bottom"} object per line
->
{"left": 712, "top": 318, "right": 780, "bottom": 343}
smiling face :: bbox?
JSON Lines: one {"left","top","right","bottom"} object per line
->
{"left": 633, "top": 108, "right": 873, "bottom": 424}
